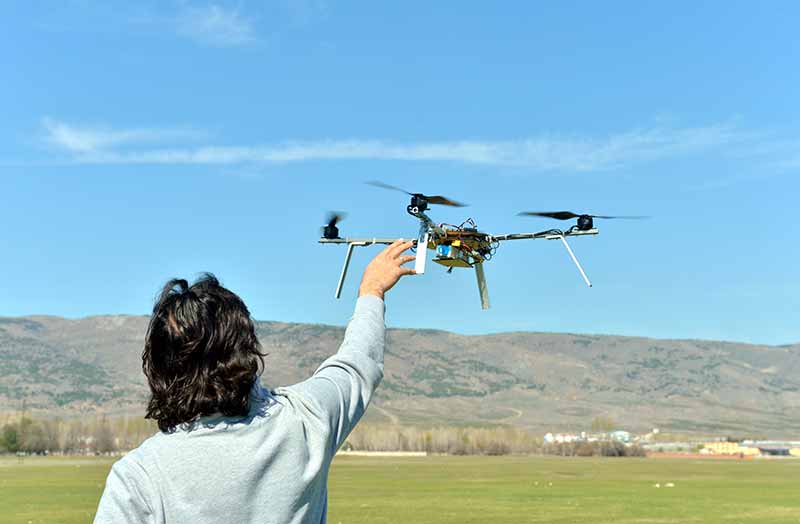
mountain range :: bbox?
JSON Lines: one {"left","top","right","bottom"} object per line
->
{"left": 2, "top": 315, "right": 799, "bottom": 437}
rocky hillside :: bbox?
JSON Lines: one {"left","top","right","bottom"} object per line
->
{"left": 1, "top": 315, "right": 798, "bottom": 436}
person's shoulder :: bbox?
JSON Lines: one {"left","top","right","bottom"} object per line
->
{"left": 267, "top": 385, "right": 301, "bottom": 411}
{"left": 268, "top": 384, "right": 319, "bottom": 422}
{"left": 115, "top": 430, "right": 172, "bottom": 470}
{"left": 138, "top": 427, "right": 173, "bottom": 449}
{"left": 106, "top": 449, "right": 149, "bottom": 489}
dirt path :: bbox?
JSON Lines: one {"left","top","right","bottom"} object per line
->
{"left": 372, "top": 404, "right": 400, "bottom": 425}
{"left": 499, "top": 407, "right": 523, "bottom": 423}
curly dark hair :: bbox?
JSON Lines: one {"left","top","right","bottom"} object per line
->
{"left": 142, "top": 274, "right": 265, "bottom": 432}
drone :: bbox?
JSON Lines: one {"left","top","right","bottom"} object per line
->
{"left": 319, "top": 181, "right": 645, "bottom": 309}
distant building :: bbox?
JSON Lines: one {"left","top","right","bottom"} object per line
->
{"left": 543, "top": 432, "right": 582, "bottom": 444}
{"left": 545, "top": 430, "right": 639, "bottom": 445}
{"left": 757, "top": 446, "right": 790, "bottom": 456}
{"left": 642, "top": 441, "right": 695, "bottom": 453}
{"left": 743, "top": 441, "right": 800, "bottom": 457}
{"left": 703, "top": 442, "right": 760, "bottom": 456}
{"left": 610, "top": 430, "right": 631, "bottom": 443}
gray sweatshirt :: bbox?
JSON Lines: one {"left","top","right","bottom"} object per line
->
{"left": 94, "top": 295, "right": 385, "bottom": 524}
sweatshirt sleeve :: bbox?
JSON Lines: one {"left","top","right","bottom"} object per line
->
{"left": 276, "top": 295, "right": 385, "bottom": 454}
{"left": 94, "top": 458, "right": 155, "bottom": 524}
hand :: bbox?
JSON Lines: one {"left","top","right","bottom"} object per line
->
{"left": 358, "top": 240, "right": 416, "bottom": 299}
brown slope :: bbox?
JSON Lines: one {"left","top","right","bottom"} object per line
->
{"left": 1, "top": 315, "right": 798, "bottom": 436}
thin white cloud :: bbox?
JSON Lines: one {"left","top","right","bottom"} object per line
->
{"left": 41, "top": 118, "right": 760, "bottom": 171}
{"left": 175, "top": 5, "right": 258, "bottom": 47}
{"left": 42, "top": 118, "right": 205, "bottom": 154}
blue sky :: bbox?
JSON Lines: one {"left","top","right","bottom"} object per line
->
{"left": 1, "top": 1, "right": 798, "bottom": 344}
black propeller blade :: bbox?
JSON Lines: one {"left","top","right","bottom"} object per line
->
{"left": 325, "top": 212, "right": 346, "bottom": 228}
{"left": 518, "top": 211, "right": 647, "bottom": 220}
{"left": 518, "top": 211, "right": 581, "bottom": 220}
{"left": 591, "top": 214, "right": 649, "bottom": 220}
{"left": 366, "top": 180, "right": 466, "bottom": 207}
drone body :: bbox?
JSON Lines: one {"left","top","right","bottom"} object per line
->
{"left": 320, "top": 182, "right": 642, "bottom": 309}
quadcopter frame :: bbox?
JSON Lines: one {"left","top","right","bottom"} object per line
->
{"left": 319, "top": 204, "right": 598, "bottom": 309}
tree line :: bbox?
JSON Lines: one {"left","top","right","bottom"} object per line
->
{"left": 344, "top": 424, "right": 645, "bottom": 456}
{"left": 0, "top": 414, "right": 644, "bottom": 457}
{"left": 0, "top": 414, "right": 157, "bottom": 455}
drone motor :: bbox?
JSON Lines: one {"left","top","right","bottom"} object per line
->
{"left": 366, "top": 180, "right": 466, "bottom": 216}
{"left": 577, "top": 215, "right": 593, "bottom": 231}
{"left": 408, "top": 194, "right": 429, "bottom": 214}
{"left": 322, "top": 212, "right": 345, "bottom": 240}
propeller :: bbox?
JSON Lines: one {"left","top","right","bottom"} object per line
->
{"left": 325, "top": 212, "right": 346, "bottom": 227}
{"left": 518, "top": 211, "right": 648, "bottom": 220}
{"left": 366, "top": 180, "right": 466, "bottom": 207}
{"left": 322, "top": 212, "right": 346, "bottom": 239}
{"left": 519, "top": 210, "right": 648, "bottom": 231}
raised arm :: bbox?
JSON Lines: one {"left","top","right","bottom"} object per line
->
{"left": 277, "top": 241, "right": 415, "bottom": 454}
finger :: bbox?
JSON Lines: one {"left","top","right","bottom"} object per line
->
{"left": 386, "top": 240, "right": 406, "bottom": 257}
{"left": 380, "top": 241, "right": 402, "bottom": 258}
{"left": 399, "top": 255, "right": 416, "bottom": 265}
{"left": 389, "top": 240, "right": 415, "bottom": 258}
{"left": 398, "top": 267, "right": 416, "bottom": 276}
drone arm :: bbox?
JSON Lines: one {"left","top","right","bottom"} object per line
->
{"left": 492, "top": 228, "right": 599, "bottom": 242}
{"left": 319, "top": 238, "right": 415, "bottom": 245}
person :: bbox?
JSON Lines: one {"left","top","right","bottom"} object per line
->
{"left": 94, "top": 240, "right": 416, "bottom": 523}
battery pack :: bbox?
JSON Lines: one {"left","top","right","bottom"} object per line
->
{"left": 433, "top": 244, "right": 472, "bottom": 268}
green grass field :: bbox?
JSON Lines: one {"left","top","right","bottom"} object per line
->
{"left": 2, "top": 455, "right": 800, "bottom": 523}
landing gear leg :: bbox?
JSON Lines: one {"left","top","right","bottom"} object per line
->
{"left": 475, "top": 263, "right": 490, "bottom": 310}
{"left": 558, "top": 235, "right": 592, "bottom": 287}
